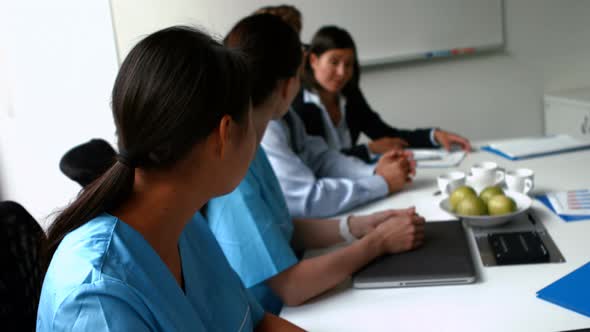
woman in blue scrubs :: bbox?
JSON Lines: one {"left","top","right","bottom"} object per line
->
{"left": 37, "top": 26, "right": 303, "bottom": 331}
{"left": 206, "top": 14, "right": 426, "bottom": 314}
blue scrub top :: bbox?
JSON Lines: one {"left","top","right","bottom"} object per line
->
{"left": 207, "top": 148, "right": 299, "bottom": 314}
{"left": 37, "top": 212, "right": 264, "bottom": 331}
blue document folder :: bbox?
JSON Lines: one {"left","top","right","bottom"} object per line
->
{"left": 481, "top": 145, "right": 590, "bottom": 161}
{"left": 537, "top": 262, "right": 590, "bottom": 318}
{"left": 481, "top": 135, "right": 590, "bottom": 161}
{"left": 536, "top": 195, "right": 590, "bottom": 222}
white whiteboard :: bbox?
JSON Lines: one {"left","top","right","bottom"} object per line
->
{"left": 111, "top": 0, "right": 504, "bottom": 66}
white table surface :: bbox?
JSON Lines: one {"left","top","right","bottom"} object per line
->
{"left": 280, "top": 145, "right": 590, "bottom": 332}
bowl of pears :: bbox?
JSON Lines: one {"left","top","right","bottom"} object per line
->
{"left": 439, "top": 185, "right": 532, "bottom": 227}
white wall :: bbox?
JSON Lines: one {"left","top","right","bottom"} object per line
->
{"left": 360, "top": 0, "right": 590, "bottom": 141}
{"left": 0, "top": 1, "right": 119, "bottom": 225}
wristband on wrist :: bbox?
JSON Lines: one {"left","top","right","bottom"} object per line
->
{"left": 339, "top": 215, "right": 358, "bottom": 243}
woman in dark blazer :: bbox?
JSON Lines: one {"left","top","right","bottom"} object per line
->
{"left": 293, "top": 25, "right": 471, "bottom": 162}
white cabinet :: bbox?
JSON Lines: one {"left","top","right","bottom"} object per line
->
{"left": 544, "top": 87, "right": 590, "bottom": 142}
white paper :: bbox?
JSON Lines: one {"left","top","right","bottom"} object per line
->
{"left": 410, "top": 149, "right": 466, "bottom": 168}
{"left": 415, "top": 196, "right": 457, "bottom": 221}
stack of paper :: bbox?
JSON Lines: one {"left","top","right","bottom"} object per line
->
{"left": 537, "top": 261, "right": 590, "bottom": 318}
{"left": 537, "top": 190, "right": 590, "bottom": 222}
{"left": 482, "top": 135, "right": 590, "bottom": 160}
{"left": 410, "top": 149, "right": 466, "bottom": 168}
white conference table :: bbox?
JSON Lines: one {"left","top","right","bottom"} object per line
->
{"left": 281, "top": 144, "right": 590, "bottom": 332}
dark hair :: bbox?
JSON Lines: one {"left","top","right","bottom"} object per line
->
{"left": 252, "top": 5, "right": 302, "bottom": 34}
{"left": 225, "top": 14, "right": 302, "bottom": 107}
{"left": 45, "top": 26, "right": 251, "bottom": 265}
{"left": 303, "top": 25, "right": 360, "bottom": 95}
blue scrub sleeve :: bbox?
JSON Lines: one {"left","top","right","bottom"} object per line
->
{"left": 208, "top": 191, "right": 299, "bottom": 288}
{"left": 244, "top": 287, "right": 265, "bottom": 326}
{"left": 47, "top": 281, "right": 158, "bottom": 331}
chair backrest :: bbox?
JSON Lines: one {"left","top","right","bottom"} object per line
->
{"left": 0, "top": 201, "right": 46, "bottom": 331}
{"left": 59, "top": 138, "right": 116, "bottom": 187}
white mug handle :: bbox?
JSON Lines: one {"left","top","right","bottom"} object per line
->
{"left": 495, "top": 170, "right": 505, "bottom": 184}
{"left": 523, "top": 178, "right": 533, "bottom": 194}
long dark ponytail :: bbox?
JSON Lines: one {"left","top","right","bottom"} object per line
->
{"left": 45, "top": 26, "right": 251, "bottom": 266}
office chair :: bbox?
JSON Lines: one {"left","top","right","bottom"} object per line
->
{"left": 0, "top": 201, "right": 46, "bottom": 331}
{"left": 59, "top": 138, "right": 116, "bottom": 187}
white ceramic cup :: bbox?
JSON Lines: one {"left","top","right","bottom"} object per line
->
{"left": 469, "top": 161, "right": 505, "bottom": 188}
{"left": 505, "top": 168, "right": 535, "bottom": 194}
{"left": 437, "top": 171, "right": 466, "bottom": 195}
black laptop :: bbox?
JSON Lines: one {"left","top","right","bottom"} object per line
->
{"left": 353, "top": 220, "right": 477, "bottom": 289}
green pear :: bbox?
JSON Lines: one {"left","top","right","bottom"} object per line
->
{"left": 450, "top": 186, "right": 477, "bottom": 211}
{"left": 487, "top": 195, "right": 517, "bottom": 215}
{"left": 456, "top": 196, "right": 488, "bottom": 216}
{"left": 479, "top": 186, "right": 504, "bottom": 204}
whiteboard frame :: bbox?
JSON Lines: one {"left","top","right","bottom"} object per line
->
{"left": 360, "top": 0, "right": 506, "bottom": 67}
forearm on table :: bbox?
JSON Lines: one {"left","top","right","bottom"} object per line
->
{"left": 291, "top": 218, "right": 342, "bottom": 250}
{"left": 256, "top": 313, "right": 305, "bottom": 332}
{"left": 267, "top": 234, "right": 382, "bottom": 307}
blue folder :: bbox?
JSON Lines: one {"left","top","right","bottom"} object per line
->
{"left": 537, "top": 262, "right": 590, "bottom": 318}
{"left": 481, "top": 145, "right": 590, "bottom": 161}
{"left": 536, "top": 195, "right": 590, "bottom": 222}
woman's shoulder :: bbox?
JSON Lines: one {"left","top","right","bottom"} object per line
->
{"left": 37, "top": 277, "right": 155, "bottom": 331}
{"left": 291, "top": 89, "right": 319, "bottom": 115}
{"left": 43, "top": 214, "right": 143, "bottom": 302}
{"left": 48, "top": 214, "right": 118, "bottom": 278}
{"left": 342, "top": 85, "right": 366, "bottom": 104}
{"left": 290, "top": 88, "right": 306, "bottom": 109}
{"left": 291, "top": 89, "right": 325, "bottom": 132}
{"left": 39, "top": 214, "right": 152, "bottom": 329}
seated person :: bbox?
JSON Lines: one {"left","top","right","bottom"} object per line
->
{"left": 293, "top": 25, "right": 472, "bottom": 162}
{"left": 263, "top": 109, "right": 413, "bottom": 218}
{"left": 59, "top": 138, "right": 116, "bottom": 187}
{"left": 38, "top": 26, "right": 302, "bottom": 331}
{"left": 0, "top": 201, "right": 45, "bottom": 331}
{"left": 256, "top": 7, "right": 414, "bottom": 218}
{"left": 207, "top": 13, "right": 425, "bottom": 314}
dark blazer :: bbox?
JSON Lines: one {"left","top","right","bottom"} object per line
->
{"left": 292, "top": 88, "right": 435, "bottom": 162}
